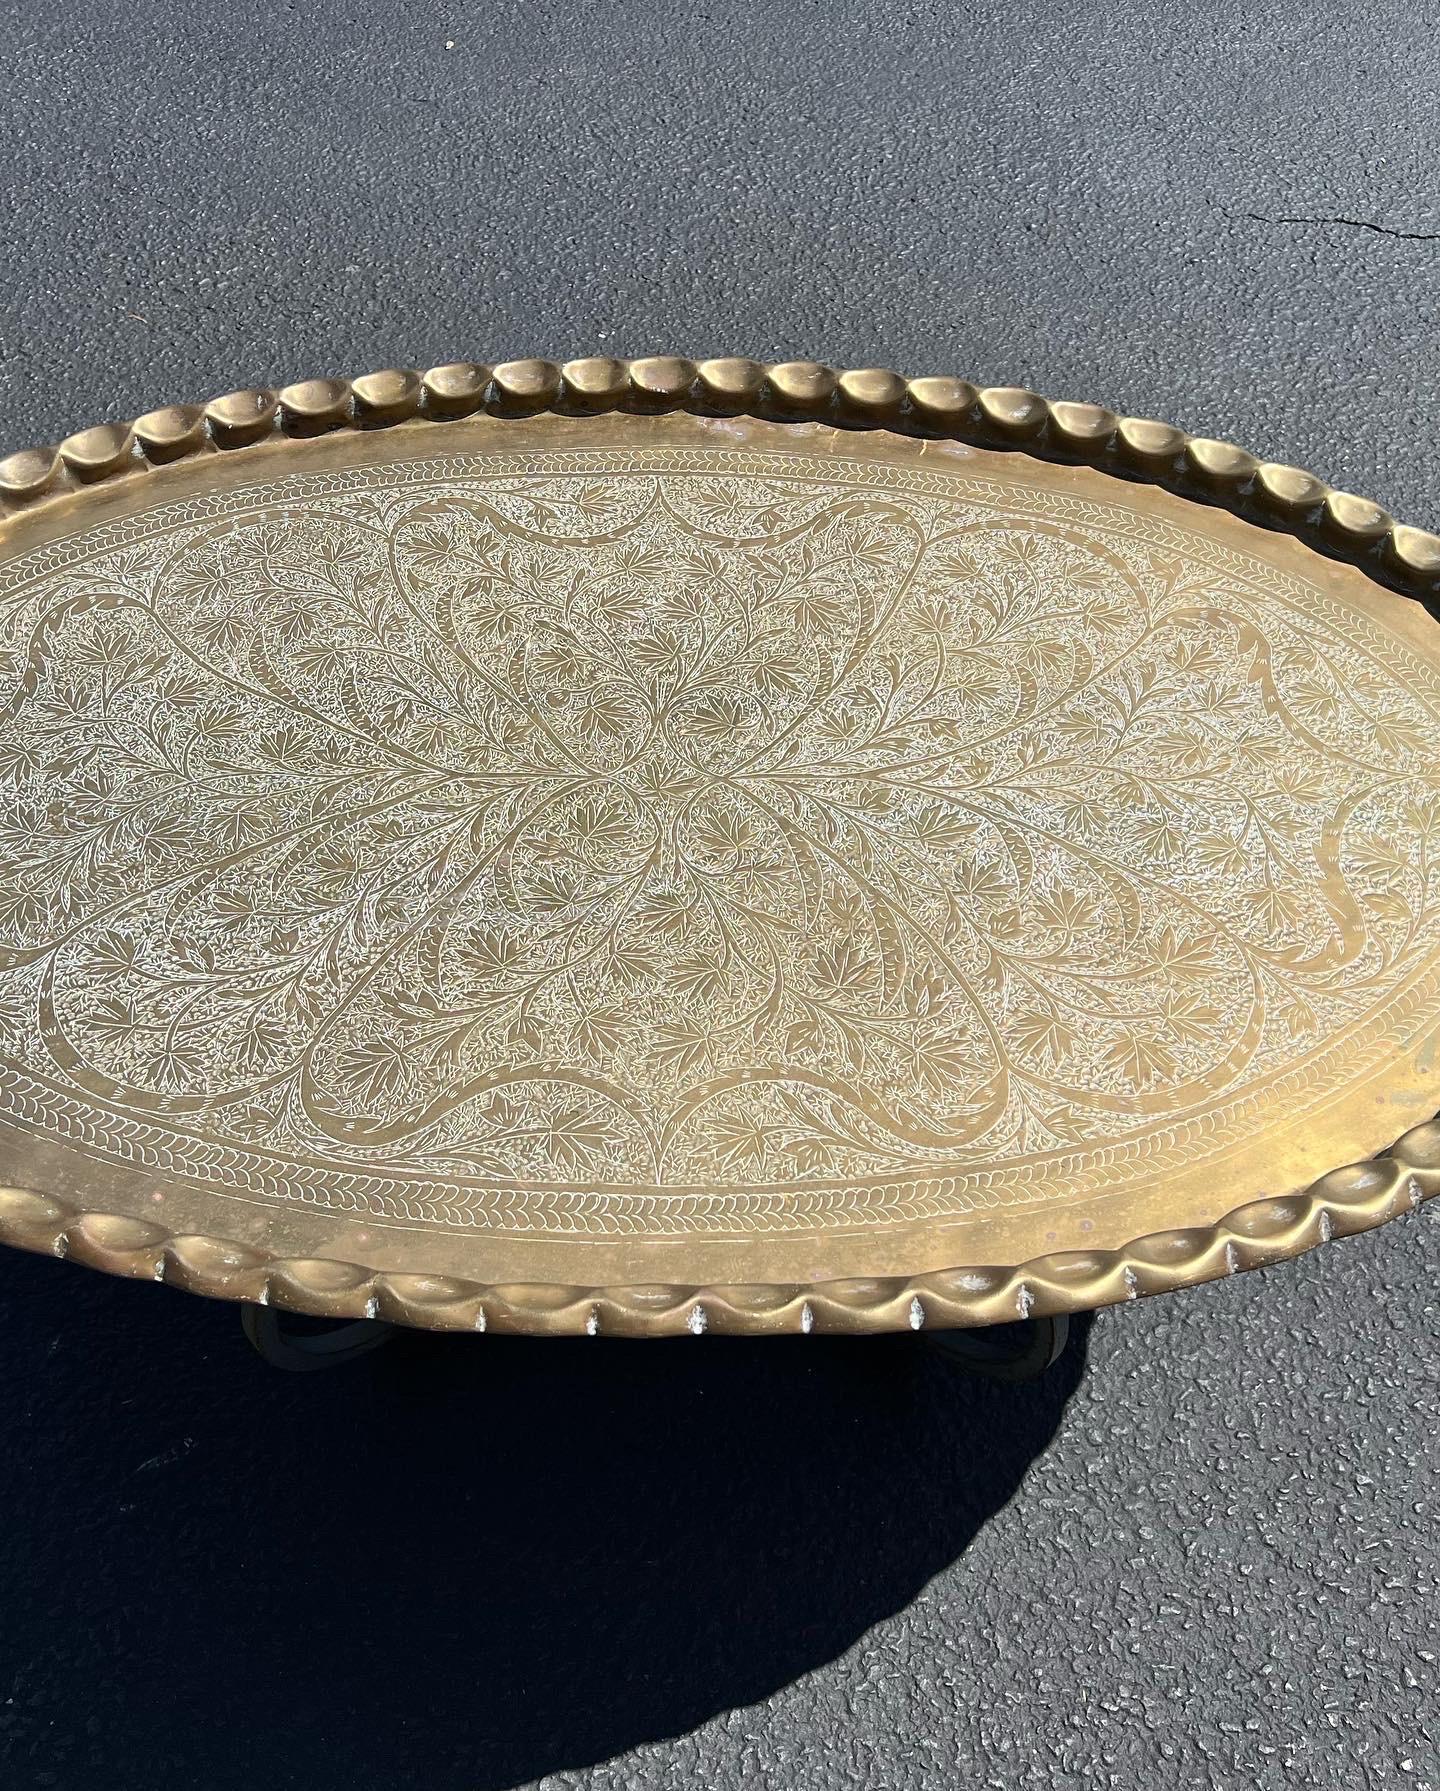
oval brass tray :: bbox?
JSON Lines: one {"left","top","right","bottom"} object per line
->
{"left": 2, "top": 357, "right": 1440, "bottom": 1335}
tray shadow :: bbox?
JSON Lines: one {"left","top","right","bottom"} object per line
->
{"left": 0, "top": 1254, "right": 1091, "bottom": 1790}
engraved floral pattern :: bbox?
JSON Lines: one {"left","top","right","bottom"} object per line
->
{"left": 2, "top": 449, "right": 1440, "bottom": 1232}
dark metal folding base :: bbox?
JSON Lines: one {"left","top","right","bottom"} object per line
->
{"left": 240, "top": 1304, "right": 395, "bottom": 1372}
{"left": 923, "top": 1313, "right": 1071, "bottom": 1382}
{"left": 240, "top": 1306, "right": 1070, "bottom": 1377}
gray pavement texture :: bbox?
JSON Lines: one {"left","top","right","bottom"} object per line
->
{"left": 0, "top": 1, "right": 1437, "bottom": 1787}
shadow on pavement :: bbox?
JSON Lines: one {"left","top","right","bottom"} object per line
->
{"left": 0, "top": 1252, "right": 1091, "bottom": 1789}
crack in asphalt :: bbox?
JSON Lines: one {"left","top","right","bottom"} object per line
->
{"left": 1245, "top": 210, "right": 1440, "bottom": 241}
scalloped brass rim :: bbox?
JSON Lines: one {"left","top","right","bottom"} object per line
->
{"left": 1, "top": 354, "right": 1438, "bottom": 1336}
{"left": 4, "top": 356, "right": 1439, "bottom": 590}
{"left": 0, "top": 1121, "right": 1433, "bottom": 1334}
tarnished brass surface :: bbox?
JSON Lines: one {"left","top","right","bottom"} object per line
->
{"left": 2, "top": 360, "right": 1439, "bottom": 1334}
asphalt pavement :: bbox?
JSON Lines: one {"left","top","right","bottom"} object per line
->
{"left": 0, "top": 3, "right": 1436, "bottom": 1787}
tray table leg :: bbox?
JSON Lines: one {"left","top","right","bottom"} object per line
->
{"left": 924, "top": 1313, "right": 1070, "bottom": 1382}
{"left": 240, "top": 1304, "right": 394, "bottom": 1371}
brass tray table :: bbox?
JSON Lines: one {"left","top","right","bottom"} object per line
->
{"left": 2, "top": 358, "right": 1438, "bottom": 1374}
